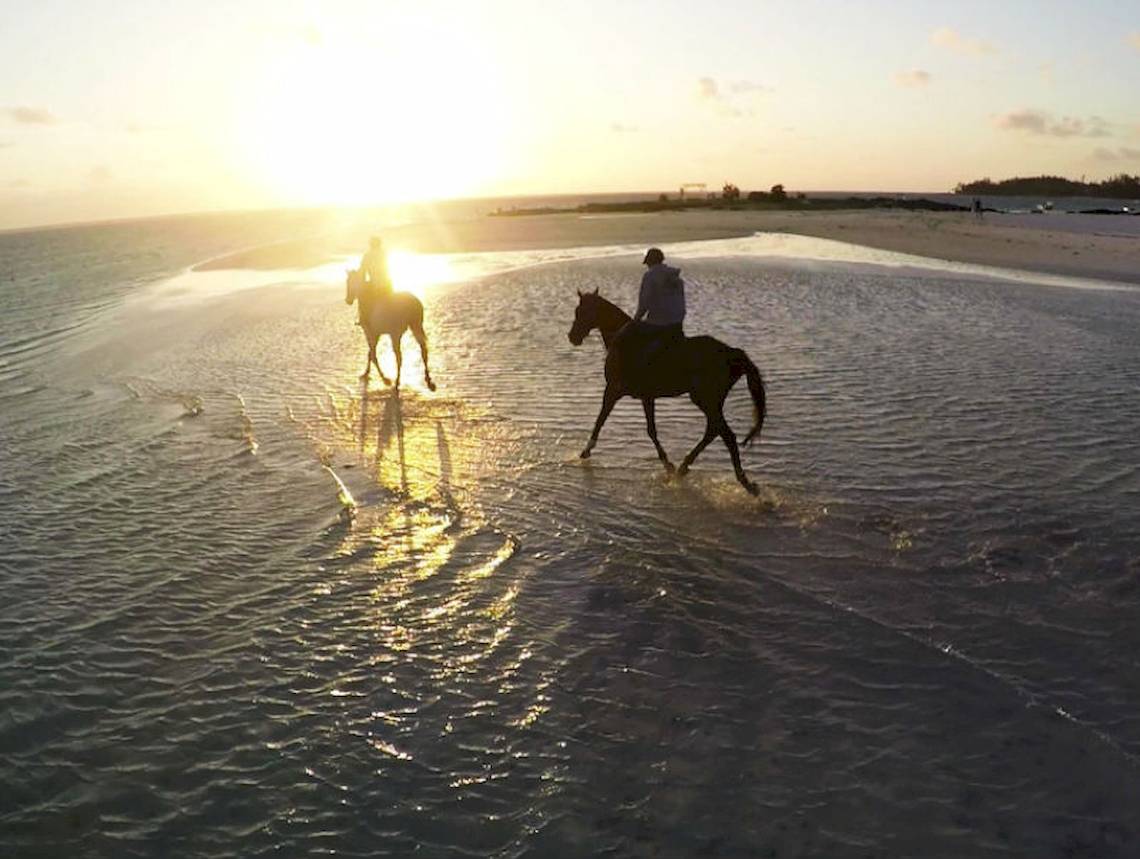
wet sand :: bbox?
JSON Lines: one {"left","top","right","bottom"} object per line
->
{"left": 196, "top": 208, "right": 1140, "bottom": 286}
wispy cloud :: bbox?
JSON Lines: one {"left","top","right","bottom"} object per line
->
{"left": 696, "top": 77, "right": 720, "bottom": 100}
{"left": 931, "top": 27, "right": 997, "bottom": 56}
{"left": 7, "top": 178, "right": 30, "bottom": 188}
{"left": 0, "top": 141, "right": 13, "bottom": 149}
{"left": 609, "top": 122, "right": 639, "bottom": 133}
{"left": 694, "top": 77, "right": 769, "bottom": 117}
{"left": 5, "top": 106, "right": 57, "bottom": 125}
{"left": 894, "top": 69, "right": 931, "bottom": 88}
{"left": 1091, "top": 146, "right": 1140, "bottom": 162}
{"left": 88, "top": 165, "right": 113, "bottom": 183}
{"left": 695, "top": 77, "right": 738, "bottom": 116}
{"left": 1128, "top": 32, "right": 1140, "bottom": 50}
{"left": 994, "top": 109, "right": 1110, "bottom": 138}
{"left": 726, "top": 80, "right": 771, "bottom": 95}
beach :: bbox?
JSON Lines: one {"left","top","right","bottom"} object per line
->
{"left": 3, "top": 206, "right": 1140, "bottom": 857}
{"left": 9, "top": 0, "right": 1140, "bottom": 852}
{"left": 196, "top": 208, "right": 1140, "bottom": 287}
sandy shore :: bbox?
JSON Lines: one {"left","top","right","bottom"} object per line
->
{"left": 198, "top": 209, "right": 1140, "bottom": 285}
{"left": 743, "top": 210, "right": 1140, "bottom": 285}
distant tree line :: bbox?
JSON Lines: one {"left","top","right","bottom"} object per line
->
{"left": 747, "top": 184, "right": 789, "bottom": 202}
{"left": 954, "top": 174, "right": 1140, "bottom": 199}
{"left": 492, "top": 185, "right": 968, "bottom": 218}
{"left": 657, "top": 183, "right": 799, "bottom": 204}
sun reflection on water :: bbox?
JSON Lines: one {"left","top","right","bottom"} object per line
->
{"left": 316, "top": 384, "right": 539, "bottom": 729}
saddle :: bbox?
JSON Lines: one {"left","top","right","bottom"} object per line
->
{"left": 613, "top": 322, "right": 686, "bottom": 381}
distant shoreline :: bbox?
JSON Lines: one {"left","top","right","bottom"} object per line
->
{"left": 490, "top": 195, "right": 970, "bottom": 218}
{"left": 491, "top": 194, "right": 1139, "bottom": 220}
{"left": 5, "top": 189, "right": 1138, "bottom": 236}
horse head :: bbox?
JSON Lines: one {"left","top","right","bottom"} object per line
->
{"left": 568, "top": 288, "right": 601, "bottom": 345}
{"left": 345, "top": 268, "right": 363, "bottom": 305}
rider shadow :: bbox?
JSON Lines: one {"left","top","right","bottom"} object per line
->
{"left": 376, "top": 390, "right": 408, "bottom": 496}
{"left": 354, "top": 383, "right": 409, "bottom": 492}
{"left": 358, "top": 380, "right": 371, "bottom": 455}
{"left": 435, "top": 419, "right": 457, "bottom": 513}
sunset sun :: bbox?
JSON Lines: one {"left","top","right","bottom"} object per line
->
{"left": 237, "top": 25, "right": 511, "bottom": 205}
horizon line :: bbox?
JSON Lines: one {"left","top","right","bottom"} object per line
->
{"left": 0, "top": 185, "right": 1070, "bottom": 235}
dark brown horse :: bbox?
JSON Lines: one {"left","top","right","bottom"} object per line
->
{"left": 345, "top": 269, "right": 435, "bottom": 391}
{"left": 567, "top": 289, "right": 766, "bottom": 494}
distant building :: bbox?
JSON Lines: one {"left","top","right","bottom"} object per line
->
{"left": 679, "top": 182, "right": 706, "bottom": 200}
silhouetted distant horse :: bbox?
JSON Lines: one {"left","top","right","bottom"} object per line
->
{"left": 345, "top": 269, "right": 435, "bottom": 391}
{"left": 568, "top": 289, "right": 766, "bottom": 494}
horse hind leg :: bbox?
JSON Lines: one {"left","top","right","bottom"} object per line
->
{"left": 411, "top": 320, "right": 436, "bottom": 391}
{"left": 678, "top": 417, "right": 718, "bottom": 476}
{"left": 718, "top": 414, "right": 758, "bottom": 495}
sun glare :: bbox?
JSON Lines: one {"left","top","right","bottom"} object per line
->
{"left": 237, "top": 21, "right": 511, "bottom": 206}
{"left": 384, "top": 250, "right": 454, "bottom": 299}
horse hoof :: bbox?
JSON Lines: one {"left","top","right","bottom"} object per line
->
{"left": 676, "top": 464, "right": 689, "bottom": 477}
{"left": 743, "top": 480, "right": 759, "bottom": 496}
{"left": 663, "top": 462, "right": 676, "bottom": 474}
{"left": 579, "top": 449, "right": 592, "bottom": 459}
{"left": 359, "top": 372, "right": 370, "bottom": 381}
{"left": 426, "top": 380, "right": 437, "bottom": 392}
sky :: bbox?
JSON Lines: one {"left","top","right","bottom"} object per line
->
{"left": 2, "top": 0, "right": 1139, "bottom": 229}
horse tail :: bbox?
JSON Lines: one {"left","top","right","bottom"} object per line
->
{"left": 731, "top": 349, "right": 766, "bottom": 446}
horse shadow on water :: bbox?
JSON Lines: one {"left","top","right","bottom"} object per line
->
{"left": 356, "top": 385, "right": 456, "bottom": 512}
{"left": 568, "top": 289, "right": 767, "bottom": 495}
{"left": 359, "top": 386, "right": 408, "bottom": 493}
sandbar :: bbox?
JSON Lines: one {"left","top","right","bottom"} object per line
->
{"left": 197, "top": 209, "right": 1140, "bottom": 286}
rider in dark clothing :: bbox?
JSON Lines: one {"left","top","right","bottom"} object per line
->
{"left": 633, "top": 246, "right": 685, "bottom": 338}
{"left": 360, "top": 236, "right": 393, "bottom": 301}
{"left": 613, "top": 247, "right": 686, "bottom": 369}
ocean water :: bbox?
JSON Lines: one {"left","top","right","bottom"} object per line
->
{"left": 2, "top": 211, "right": 1140, "bottom": 858}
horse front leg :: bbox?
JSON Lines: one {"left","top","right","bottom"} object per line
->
{"left": 641, "top": 398, "right": 674, "bottom": 473}
{"left": 360, "top": 335, "right": 377, "bottom": 381}
{"left": 580, "top": 383, "right": 622, "bottom": 459}
{"left": 371, "top": 340, "right": 391, "bottom": 386}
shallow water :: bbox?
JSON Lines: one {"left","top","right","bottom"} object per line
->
{"left": 2, "top": 215, "right": 1140, "bottom": 857}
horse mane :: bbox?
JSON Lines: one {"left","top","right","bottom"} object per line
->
{"left": 584, "top": 292, "right": 631, "bottom": 325}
